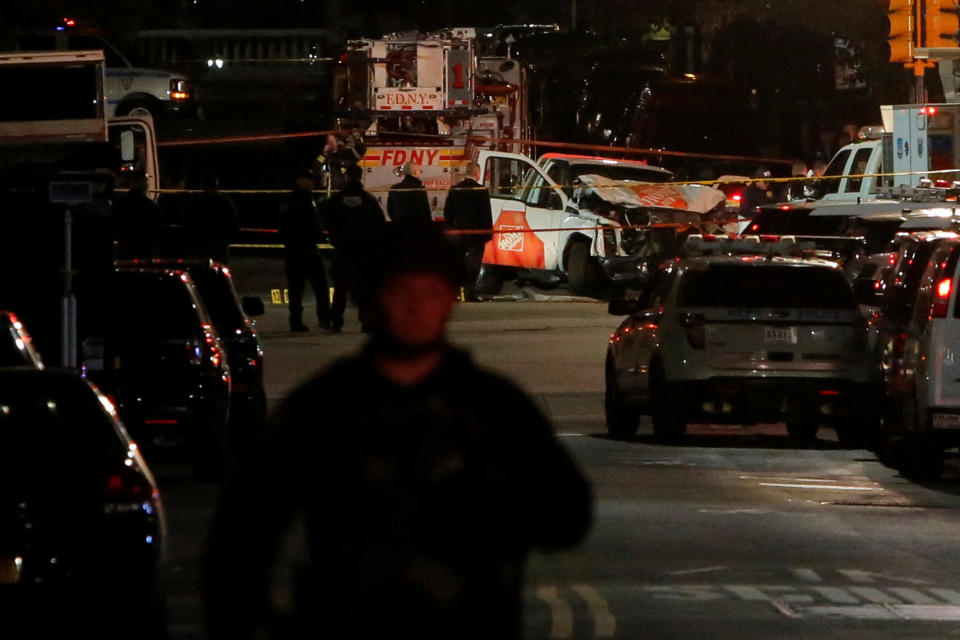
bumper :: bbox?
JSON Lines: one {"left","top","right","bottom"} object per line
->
{"left": 668, "top": 377, "right": 882, "bottom": 424}
{"left": 598, "top": 255, "right": 651, "bottom": 284}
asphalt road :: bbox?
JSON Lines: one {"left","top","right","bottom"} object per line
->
{"left": 154, "top": 296, "right": 960, "bottom": 640}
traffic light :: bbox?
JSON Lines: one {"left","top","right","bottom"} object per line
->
{"left": 924, "top": 0, "right": 960, "bottom": 48}
{"left": 888, "top": 0, "right": 916, "bottom": 62}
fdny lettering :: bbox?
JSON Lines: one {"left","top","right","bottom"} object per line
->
{"left": 383, "top": 93, "right": 434, "bottom": 106}
{"left": 379, "top": 149, "right": 441, "bottom": 166}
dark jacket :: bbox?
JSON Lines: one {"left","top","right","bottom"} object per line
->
{"left": 202, "top": 345, "right": 592, "bottom": 640}
{"left": 112, "top": 190, "right": 163, "bottom": 259}
{"left": 443, "top": 177, "right": 493, "bottom": 246}
{"left": 739, "top": 182, "right": 777, "bottom": 217}
{"left": 387, "top": 175, "right": 433, "bottom": 226}
{"left": 277, "top": 190, "right": 323, "bottom": 262}
{"left": 323, "top": 179, "right": 386, "bottom": 255}
{"left": 181, "top": 190, "right": 240, "bottom": 262}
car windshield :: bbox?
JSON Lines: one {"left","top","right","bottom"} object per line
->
{"left": 188, "top": 268, "right": 245, "bottom": 333}
{"left": 570, "top": 164, "right": 672, "bottom": 184}
{"left": 679, "top": 265, "right": 857, "bottom": 309}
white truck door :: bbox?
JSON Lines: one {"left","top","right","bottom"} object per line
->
{"left": 477, "top": 150, "right": 567, "bottom": 271}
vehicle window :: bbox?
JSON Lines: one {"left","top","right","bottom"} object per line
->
{"left": 844, "top": 147, "right": 873, "bottom": 193}
{"left": 0, "top": 64, "right": 101, "bottom": 121}
{"left": 484, "top": 157, "right": 532, "bottom": 200}
{"left": 189, "top": 269, "right": 244, "bottom": 332}
{"left": 679, "top": 265, "right": 856, "bottom": 309}
{"left": 742, "top": 209, "right": 846, "bottom": 236}
{"left": 112, "top": 274, "right": 202, "bottom": 338}
{"left": 0, "top": 376, "right": 121, "bottom": 450}
{"left": 547, "top": 163, "right": 571, "bottom": 196}
{"left": 819, "top": 149, "right": 850, "bottom": 196}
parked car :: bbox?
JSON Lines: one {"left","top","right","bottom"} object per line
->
{"left": 116, "top": 258, "right": 266, "bottom": 453}
{"left": 0, "top": 367, "right": 167, "bottom": 638}
{"left": 88, "top": 266, "right": 232, "bottom": 479}
{"left": 881, "top": 235, "right": 960, "bottom": 479}
{"left": 0, "top": 310, "right": 43, "bottom": 368}
{"left": 605, "top": 235, "right": 884, "bottom": 445}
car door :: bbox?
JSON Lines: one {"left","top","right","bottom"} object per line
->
{"left": 479, "top": 151, "right": 567, "bottom": 271}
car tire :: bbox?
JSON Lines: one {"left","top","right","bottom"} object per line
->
{"left": 605, "top": 365, "right": 640, "bottom": 440}
{"left": 567, "top": 241, "right": 605, "bottom": 298}
{"left": 475, "top": 263, "right": 505, "bottom": 296}
{"left": 786, "top": 421, "right": 818, "bottom": 445}
{"left": 116, "top": 98, "right": 161, "bottom": 122}
{"left": 651, "top": 379, "right": 686, "bottom": 443}
{"left": 899, "top": 434, "right": 944, "bottom": 481}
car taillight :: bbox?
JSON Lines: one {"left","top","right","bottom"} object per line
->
{"left": 104, "top": 465, "right": 156, "bottom": 515}
{"left": 932, "top": 277, "right": 953, "bottom": 318}
{"left": 679, "top": 313, "right": 706, "bottom": 349}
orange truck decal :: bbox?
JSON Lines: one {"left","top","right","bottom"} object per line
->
{"left": 482, "top": 208, "right": 545, "bottom": 269}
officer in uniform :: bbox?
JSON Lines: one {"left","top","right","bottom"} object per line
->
{"left": 443, "top": 161, "right": 492, "bottom": 301}
{"left": 387, "top": 161, "right": 433, "bottom": 226}
{"left": 277, "top": 168, "right": 331, "bottom": 332}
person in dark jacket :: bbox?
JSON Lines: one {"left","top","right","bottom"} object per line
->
{"left": 387, "top": 161, "right": 433, "bottom": 226}
{"left": 443, "top": 161, "right": 492, "bottom": 301}
{"left": 323, "top": 163, "right": 386, "bottom": 331}
{"left": 739, "top": 167, "right": 778, "bottom": 219}
{"left": 181, "top": 173, "right": 240, "bottom": 263}
{"left": 112, "top": 170, "right": 163, "bottom": 259}
{"left": 201, "top": 223, "right": 593, "bottom": 640}
{"left": 277, "top": 169, "right": 330, "bottom": 332}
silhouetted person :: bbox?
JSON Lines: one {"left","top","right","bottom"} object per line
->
{"left": 181, "top": 174, "right": 240, "bottom": 263}
{"left": 443, "top": 161, "right": 492, "bottom": 301}
{"left": 739, "top": 167, "right": 777, "bottom": 218}
{"left": 783, "top": 159, "right": 808, "bottom": 201}
{"left": 112, "top": 170, "right": 162, "bottom": 259}
{"left": 202, "top": 223, "right": 593, "bottom": 640}
{"left": 387, "top": 161, "right": 433, "bottom": 226}
{"left": 277, "top": 169, "right": 330, "bottom": 332}
{"left": 323, "top": 163, "right": 386, "bottom": 331}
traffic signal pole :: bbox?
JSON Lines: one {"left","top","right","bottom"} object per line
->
{"left": 887, "top": 0, "right": 960, "bottom": 102}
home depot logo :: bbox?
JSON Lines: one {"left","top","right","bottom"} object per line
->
{"left": 497, "top": 225, "right": 524, "bottom": 252}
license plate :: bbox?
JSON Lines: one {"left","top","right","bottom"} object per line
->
{"left": 0, "top": 557, "right": 22, "bottom": 585}
{"left": 764, "top": 326, "right": 797, "bottom": 345}
{"left": 933, "top": 413, "right": 960, "bottom": 429}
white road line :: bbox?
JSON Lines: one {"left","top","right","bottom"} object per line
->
{"left": 927, "top": 588, "right": 960, "bottom": 604}
{"left": 668, "top": 566, "right": 728, "bottom": 576}
{"left": 837, "top": 569, "right": 929, "bottom": 585}
{"left": 536, "top": 586, "right": 574, "bottom": 639}
{"left": 572, "top": 584, "right": 616, "bottom": 638}
{"left": 849, "top": 587, "right": 902, "bottom": 604}
{"left": 758, "top": 482, "right": 880, "bottom": 491}
{"left": 790, "top": 568, "right": 824, "bottom": 583}
{"left": 557, "top": 433, "right": 586, "bottom": 437}
{"left": 725, "top": 586, "right": 769, "bottom": 601}
{"left": 888, "top": 587, "right": 940, "bottom": 605}
{"left": 739, "top": 475, "right": 838, "bottom": 483}
{"left": 811, "top": 586, "right": 860, "bottom": 604}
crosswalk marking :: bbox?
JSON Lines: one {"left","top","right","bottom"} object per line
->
{"left": 572, "top": 584, "right": 616, "bottom": 638}
{"left": 536, "top": 586, "right": 574, "bottom": 639}
{"left": 888, "top": 587, "right": 940, "bottom": 605}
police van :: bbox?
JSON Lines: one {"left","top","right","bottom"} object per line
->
{"left": 6, "top": 20, "right": 198, "bottom": 125}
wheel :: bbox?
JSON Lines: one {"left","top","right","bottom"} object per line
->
{"left": 605, "top": 365, "right": 640, "bottom": 440}
{"left": 475, "top": 263, "right": 505, "bottom": 296}
{"left": 786, "top": 421, "right": 819, "bottom": 445}
{"left": 566, "top": 241, "right": 605, "bottom": 298}
{"left": 116, "top": 98, "right": 160, "bottom": 122}
{"left": 651, "top": 378, "right": 686, "bottom": 443}
{"left": 899, "top": 435, "right": 944, "bottom": 481}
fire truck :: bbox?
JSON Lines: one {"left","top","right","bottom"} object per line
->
{"left": 330, "top": 27, "right": 531, "bottom": 215}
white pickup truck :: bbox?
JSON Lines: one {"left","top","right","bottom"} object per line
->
{"left": 474, "top": 150, "right": 724, "bottom": 297}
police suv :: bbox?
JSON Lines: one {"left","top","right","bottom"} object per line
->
{"left": 604, "top": 235, "right": 884, "bottom": 444}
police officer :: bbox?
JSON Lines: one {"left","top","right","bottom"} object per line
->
{"left": 112, "top": 170, "right": 163, "bottom": 259}
{"left": 387, "top": 161, "right": 433, "bottom": 226}
{"left": 181, "top": 173, "right": 240, "bottom": 263}
{"left": 277, "top": 168, "right": 331, "bottom": 332}
{"left": 323, "top": 163, "right": 386, "bottom": 332}
{"left": 314, "top": 134, "right": 359, "bottom": 194}
{"left": 443, "top": 161, "right": 492, "bottom": 301}
{"left": 202, "top": 223, "right": 593, "bottom": 640}
{"left": 739, "top": 167, "right": 778, "bottom": 219}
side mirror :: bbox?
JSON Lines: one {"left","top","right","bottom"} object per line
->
{"left": 853, "top": 279, "right": 880, "bottom": 306}
{"left": 242, "top": 296, "right": 265, "bottom": 317}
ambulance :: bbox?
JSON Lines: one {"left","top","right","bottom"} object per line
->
{"left": 330, "top": 27, "right": 530, "bottom": 215}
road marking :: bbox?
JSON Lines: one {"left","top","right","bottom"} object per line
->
{"left": 557, "top": 433, "right": 586, "bottom": 437}
{"left": 927, "top": 588, "right": 960, "bottom": 604}
{"left": 790, "top": 568, "right": 824, "bottom": 583}
{"left": 811, "top": 586, "right": 860, "bottom": 604}
{"left": 758, "top": 482, "right": 880, "bottom": 491}
{"left": 668, "top": 566, "right": 728, "bottom": 576}
{"left": 802, "top": 604, "right": 960, "bottom": 620}
{"left": 837, "top": 569, "right": 929, "bottom": 585}
{"left": 536, "top": 586, "right": 574, "bottom": 639}
{"left": 698, "top": 508, "right": 771, "bottom": 514}
{"left": 888, "top": 587, "right": 940, "bottom": 604}
{"left": 572, "top": 584, "right": 616, "bottom": 638}
{"left": 725, "top": 586, "right": 770, "bottom": 601}
{"left": 849, "top": 587, "right": 902, "bottom": 604}
{"left": 739, "top": 475, "right": 838, "bottom": 483}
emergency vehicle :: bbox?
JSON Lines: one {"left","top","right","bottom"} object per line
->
{"left": 330, "top": 27, "right": 531, "bottom": 214}
{"left": 6, "top": 19, "right": 197, "bottom": 125}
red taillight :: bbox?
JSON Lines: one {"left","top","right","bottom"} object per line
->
{"left": 780, "top": 205, "right": 791, "bottom": 211}
{"left": 732, "top": 194, "right": 743, "bottom": 202}
{"left": 104, "top": 466, "right": 156, "bottom": 513}
{"left": 679, "top": 313, "right": 706, "bottom": 349}
{"left": 933, "top": 278, "right": 953, "bottom": 317}
{"left": 749, "top": 223, "right": 759, "bottom": 231}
